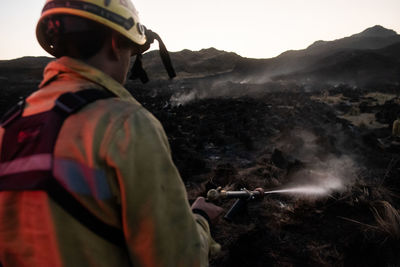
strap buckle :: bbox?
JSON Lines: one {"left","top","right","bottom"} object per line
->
{"left": 55, "top": 92, "right": 87, "bottom": 115}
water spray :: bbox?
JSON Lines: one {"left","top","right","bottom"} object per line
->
{"left": 207, "top": 186, "right": 337, "bottom": 201}
{"left": 207, "top": 183, "right": 343, "bottom": 221}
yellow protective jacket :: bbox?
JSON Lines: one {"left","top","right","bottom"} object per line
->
{"left": 0, "top": 57, "right": 218, "bottom": 267}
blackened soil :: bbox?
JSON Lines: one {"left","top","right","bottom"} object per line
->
{"left": 1, "top": 77, "right": 399, "bottom": 266}
{"left": 130, "top": 82, "right": 400, "bottom": 267}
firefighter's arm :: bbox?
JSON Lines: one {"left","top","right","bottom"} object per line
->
{"left": 105, "top": 108, "right": 218, "bottom": 267}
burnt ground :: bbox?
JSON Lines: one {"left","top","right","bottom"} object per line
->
{"left": 128, "top": 81, "right": 400, "bottom": 267}
{"left": 1, "top": 75, "right": 400, "bottom": 266}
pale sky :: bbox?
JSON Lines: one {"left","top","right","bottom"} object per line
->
{"left": 0, "top": 0, "right": 399, "bottom": 60}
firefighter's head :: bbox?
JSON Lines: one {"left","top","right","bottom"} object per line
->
{"left": 36, "top": 0, "right": 147, "bottom": 83}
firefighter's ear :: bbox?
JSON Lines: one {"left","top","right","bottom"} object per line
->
{"left": 110, "top": 32, "right": 121, "bottom": 61}
{"left": 110, "top": 32, "right": 136, "bottom": 60}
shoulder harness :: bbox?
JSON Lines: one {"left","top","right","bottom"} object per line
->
{"left": 0, "top": 89, "right": 125, "bottom": 247}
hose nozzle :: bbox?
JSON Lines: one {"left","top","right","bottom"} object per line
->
{"left": 207, "top": 188, "right": 226, "bottom": 201}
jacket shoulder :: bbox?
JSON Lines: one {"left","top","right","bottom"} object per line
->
{"left": 87, "top": 97, "right": 166, "bottom": 143}
{"left": 101, "top": 97, "right": 161, "bottom": 127}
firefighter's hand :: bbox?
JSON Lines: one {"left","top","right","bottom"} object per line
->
{"left": 191, "top": 197, "right": 223, "bottom": 224}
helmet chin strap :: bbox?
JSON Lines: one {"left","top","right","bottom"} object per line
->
{"left": 130, "top": 28, "right": 176, "bottom": 83}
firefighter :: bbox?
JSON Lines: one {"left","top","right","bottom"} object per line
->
{"left": 0, "top": 0, "right": 222, "bottom": 266}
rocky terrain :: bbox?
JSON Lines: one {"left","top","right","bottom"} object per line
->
{"left": 1, "top": 25, "right": 400, "bottom": 266}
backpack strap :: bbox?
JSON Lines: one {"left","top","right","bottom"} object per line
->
{"left": 45, "top": 177, "right": 125, "bottom": 246}
{"left": 0, "top": 99, "right": 25, "bottom": 128}
{"left": 0, "top": 89, "right": 125, "bottom": 247}
{"left": 54, "top": 89, "right": 114, "bottom": 116}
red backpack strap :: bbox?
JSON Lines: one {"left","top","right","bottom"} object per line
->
{"left": 0, "top": 89, "right": 125, "bottom": 247}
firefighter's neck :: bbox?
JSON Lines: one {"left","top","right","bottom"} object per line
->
{"left": 84, "top": 34, "right": 133, "bottom": 85}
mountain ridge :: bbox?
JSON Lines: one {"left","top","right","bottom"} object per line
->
{"left": 0, "top": 25, "right": 399, "bottom": 87}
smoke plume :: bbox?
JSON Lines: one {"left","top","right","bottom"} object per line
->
{"left": 274, "top": 129, "right": 358, "bottom": 198}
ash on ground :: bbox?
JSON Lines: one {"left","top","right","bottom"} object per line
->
{"left": 130, "top": 81, "right": 400, "bottom": 267}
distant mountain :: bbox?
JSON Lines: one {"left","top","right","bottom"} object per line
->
{"left": 0, "top": 56, "right": 53, "bottom": 68}
{"left": 139, "top": 25, "right": 400, "bottom": 87}
{"left": 143, "top": 48, "right": 243, "bottom": 80}
{"left": 353, "top": 25, "right": 398, "bottom": 38}
{"left": 273, "top": 42, "right": 400, "bottom": 86}
{"left": 0, "top": 56, "right": 53, "bottom": 82}
{"left": 306, "top": 25, "right": 399, "bottom": 52}
{"left": 0, "top": 25, "right": 399, "bottom": 88}
{"left": 230, "top": 25, "right": 400, "bottom": 84}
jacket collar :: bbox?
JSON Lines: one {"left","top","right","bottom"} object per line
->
{"left": 40, "top": 57, "right": 134, "bottom": 101}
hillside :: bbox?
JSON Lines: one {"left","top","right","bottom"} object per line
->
{"left": 273, "top": 42, "right": 400, "bottom": 86}
{"left": 0, "top": 25, "right": 399, "bottom": 90}
{"left": 138, "top": 25, "right": 400, "bottom": 87}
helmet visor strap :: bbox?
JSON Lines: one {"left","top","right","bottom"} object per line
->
{"left": 130, "top": 54, "right": 149, "bottom": 83}
{"left": 129, "top": 29, "right": 176, "bottom": 83}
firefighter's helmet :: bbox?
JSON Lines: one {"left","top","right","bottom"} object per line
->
{"left": 36, "top": 0, "right": 146, "bottom": 56}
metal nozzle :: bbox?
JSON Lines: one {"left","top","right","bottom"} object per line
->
{"left": 207, "top": 189, "right": 220, "bottom": 201}
{"left": 207, "top": 187, "right": 266, "bottom": 201}
{"left": 207, "top": 188, "right": 227, "bottom": 201}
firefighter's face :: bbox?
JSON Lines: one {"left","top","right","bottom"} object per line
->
{"left": 112, "top": 36, "right": 140, "bottom": 85}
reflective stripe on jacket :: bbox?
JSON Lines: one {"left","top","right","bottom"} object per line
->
{"left": 0, "top": 57, "right": 217, "bottom": 267}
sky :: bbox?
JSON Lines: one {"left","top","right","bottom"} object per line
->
{"left": 0, "top": 0, "right": 399, "bottom": 60}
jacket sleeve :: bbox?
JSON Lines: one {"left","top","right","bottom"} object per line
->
{"left": 104, "top": 107, "right": 218, "bottom": 267}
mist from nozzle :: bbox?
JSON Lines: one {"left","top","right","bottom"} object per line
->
{"left": 272, "top": 129, "right": 358, "bottom": 198}
{"left": 266, "top": 170, "right": 346, "bottom": 197}
{"left": 265, "top": 187, "right": 332, "bottom": 196}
